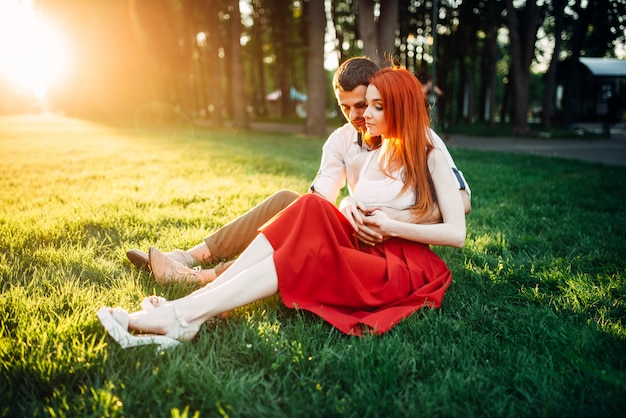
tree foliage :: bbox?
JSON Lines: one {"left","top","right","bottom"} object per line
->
{"left": 6, "top": 0, "right": 625, "bottom": 134}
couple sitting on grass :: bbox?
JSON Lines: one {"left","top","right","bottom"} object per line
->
{"left": 97, "top": 57, "right": 471, "bottom": 349}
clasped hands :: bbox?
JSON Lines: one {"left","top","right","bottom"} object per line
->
{"left": 339, "top": 196, "right": 396, "bottom": 246}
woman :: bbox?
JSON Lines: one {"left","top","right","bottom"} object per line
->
{"left": 97, "top": 67, "right": 466, "bottom": 349}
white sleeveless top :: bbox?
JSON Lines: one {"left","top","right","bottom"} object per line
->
{"left": 353, "top": 151, "right": 416, "bottom": 210}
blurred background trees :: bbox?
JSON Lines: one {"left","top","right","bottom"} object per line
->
{"left": 1, "top": 0, "right": 625, "bottom": 135}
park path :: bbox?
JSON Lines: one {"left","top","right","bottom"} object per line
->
{"left": 446, "top": 133, "right": 626, "bottom": 167}
{"left": 248, "top": 121, "right": 626, "bottom": 167}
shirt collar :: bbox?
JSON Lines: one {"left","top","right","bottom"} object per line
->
{"left": 357, "top": 132, "right": 382, "bottom": 151}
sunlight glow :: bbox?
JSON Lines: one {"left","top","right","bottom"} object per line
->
{"left": 0, "top": 0, "right": 68, "bottom": 98}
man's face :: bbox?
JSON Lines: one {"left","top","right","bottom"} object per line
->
{"left": 335, "top": 85, "right": 368, "bottom": 133}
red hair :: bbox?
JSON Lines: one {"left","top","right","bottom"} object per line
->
{"left": 368, "top": 67, "right": 435, "bottom": 216}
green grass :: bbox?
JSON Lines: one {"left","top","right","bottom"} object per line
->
{"left": 1, "top": 114, "right": 625, "bottom": 417}
{"left": 444, "top": 121, "right": 605, "bottom": 139}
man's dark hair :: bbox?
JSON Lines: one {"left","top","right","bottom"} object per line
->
{"left": 332, "top": 57, "right": 380, "bottom": 92}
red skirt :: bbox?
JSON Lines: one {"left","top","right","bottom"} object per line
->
{"left": 259, "top": 194, "right": 452, "bottom": 335}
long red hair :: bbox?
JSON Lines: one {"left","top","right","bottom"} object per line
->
{"left": 368, "top": 67, "right": 435, "bottom": 216}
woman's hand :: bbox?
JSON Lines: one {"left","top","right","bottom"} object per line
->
{"left": 352, "top": 208, "right": 382, "bottom": 246}
{"left": 349, "top": 207, "right": 399, "bottom": 246}
{"left": 339, "top": 196, "right": 368, "bottom": 231}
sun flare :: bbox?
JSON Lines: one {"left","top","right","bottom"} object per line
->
{"left": 0, "top": 0, "right": 68, "bottom": 98}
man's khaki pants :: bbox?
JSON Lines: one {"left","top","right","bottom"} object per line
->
{"left": 204, "top": 190, "right": 300, "bottom": 276}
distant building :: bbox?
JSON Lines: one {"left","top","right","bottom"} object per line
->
{"left": 556, "top": 57, "right": 625, "bottom": 125}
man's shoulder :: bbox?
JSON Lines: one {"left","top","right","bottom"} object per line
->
{"left": 331, "top": 122, "right": 357, "bottom": 137}
{"left": 325, "top": 123, "right": 358, "bottom": 145}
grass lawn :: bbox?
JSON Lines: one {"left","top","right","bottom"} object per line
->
{"left": 1, "top": 114, "right": 625, "bottom": 417}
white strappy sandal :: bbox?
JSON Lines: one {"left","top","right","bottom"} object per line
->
{"left": 96, "top": 307, "right": 180, "bottom": 351}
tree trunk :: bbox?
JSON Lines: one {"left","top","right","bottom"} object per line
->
{"left": 464, "top": 66, "right": 475, "bottom": 124}
{"left": 504, "top": 0, "right": 542, "bottom": 135}
{"left": 357, "top": 0, "right": 379, "bottom": 64}
{"left": 305, "top": 0, "right": 327, "bottom": 136}
{"left": 484, "top": 25, "right": 498, "bottom": 126}
{"left": 330, "top": 0, "right": 359, "bottom": 64}
{"left": 562, "top": 0, "right": 587, "bottom": 128}
{"left": 501, "top": 67, "right": 512, "bottom": 123}
{"left": 456, "top": 55, "right": 467, "bottom": 124}
{"left": 377, "top": 0, "right": 399, "bottom": 64}
{"left": 228, "top": 0, "right": 249, "bottom": 129}
{"left": 541, "top": 0, "right": 565, "bottom": 129}
{"left": 250, "top": 2, "right": 267, "bottom": 117}
{"left": 357, "top": 0, "right": 398, "bottom": 66}
{"left": 206, "top": 4, "right": 223, "bottom": 127}
{"left": 271, "top": 3, "right": 292, "bottom": 117}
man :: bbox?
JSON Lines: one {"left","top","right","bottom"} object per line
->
{"left": 128, "top": 57, "right": 471, "bottom": 283}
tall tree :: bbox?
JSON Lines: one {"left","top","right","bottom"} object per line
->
{"left": 504, "top": 0, "right": 543, "bottom": 135}
{"left": 479, "top": 0, "right": 504, "bottom": 127}
{"left": 266, "top": 0, "right": 294, "bottom": 117}
{"left": 540, "top": 0, "right": 566, "bottom": 129}
{"left": 357, "top": 0, "right": 400, "bottom": 65}
{"left": 228, "top": 0, "right": 249, "bottom": 129}
{"left": 358, "top": 0, "right": 378, "bottom": 62}
{"left": 249, "top": 0, "right": 268, "bottom": 117}
{"left": 330, "top": 0, "right": 359, "bottom": 63}
{"left": 453, "top": 0, "right": 481, "bottom": 125}
{"left": 177, "top": 0, "right": 195, "bottom": 117}
{"left": 204, "top": 2, "right": 225, "bottom": 126}
{"left": 305, "top": 0, "right": 327, "bottom": 136}
{"left": 377, "top": 0, "right": 399, "bottom": 63}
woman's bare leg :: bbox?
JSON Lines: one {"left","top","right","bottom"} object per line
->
{"left": 200, "top": 233, "right": 274, "bottom": 289}
{"left": 129, "top": 235, "right": 278, "bottom": 337}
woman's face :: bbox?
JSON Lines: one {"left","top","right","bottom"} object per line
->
{"left": 363, "top": 84, "right": 388, "bottom": 138}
